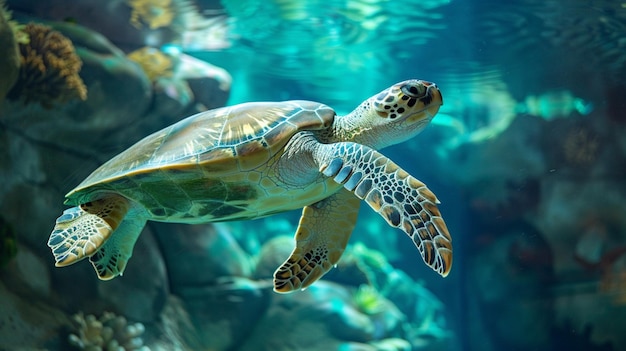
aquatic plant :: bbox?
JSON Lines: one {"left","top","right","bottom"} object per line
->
{"left": 127, "top": 46, "right": 173, "bottom": 82}
{"left": 128, "top": 0, "right": 174, "bottom": 29}
{"left": 0, "top": 0, "right": 28, "bottom": 44}
{"left": 69, "top": 311, "right": 150, "bottom": 351}
{"left": 6, "top": 23, "right": 87, "bottom": 109}
{"left": 352, "top": 284, "right": 387, "bottom": 315}
{"left": 350, "top": 242, "right": 396, "bottom": 289}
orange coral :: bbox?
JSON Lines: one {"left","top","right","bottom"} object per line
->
{"left": 7, "top": 23, "right": 87, "bottom": 109}
{"left": 127, "top": 46, "right": 173, "bottom": 81}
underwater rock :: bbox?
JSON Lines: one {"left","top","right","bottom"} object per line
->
{"left": 0, "top": 2, "right": 20, "bottom": 103}
{"left": 0, "top": 14, "right": 231, "bottom": 351}
{"left": 327, "top": 244, "right": 454, "bottom": 349}
{"left": 369, "top": 268, "right": 452, "bottom": 349}
{"left": 32, "top": 225, "right": 168, "bottom": 323}
{"left": 1, "top": 243, "right": 51, "bottom": 298}
{"left": 154, "top": 223, "right": 253, "bottom": 290}
{"left": 0, "top": 139, "right": 65, "bottom": 254}
{"left": 334, "top": 339, "right": 412, "bottom": 351}
{"left": 238, "top": 281, "right": 378, "bottom": 351}
{"left": 253, "top": 235, "right": 295, "bottom": 280}
{"left": 151, "top": 76, "right": 194, "bottom": 118}
{"left": 96, "top": 227, "right": 169, "bottom": 323}
{"left": 0, "top": 277, "right": 71, "bottom": 350}
{"left": 147, "top": 52, "right": 231, "bottom": 119}
{"left": 538, "top": 116, "right": 625, "bottom": 180}
{"left": 7, "top": 0, "right": 227, "bottom": 53}
{"left": 151, "top": 295, "right": 203, "bottom": 351}
{"left": 368, "top": 338, "right": 412, "bottom": 351}
{"left": 442, "top": 115, "right": 547, "bottom": 209}
{"left": 0, "top": 215, "right": 17, "bottom": 268}
{"left": 0, "top": 19, "right": 155, "bottom": 261}
{"left": 173, "top": 53, "right": 231, "bottom": 111}
{"left": 466, "top": 227, "right": 554, "bottom": 351}
{"left": 256, "top": 239, "right": 451, "bottom": 349}
{"left": 529, "top": 179, "right": 626, "bottom": 275}
{"left": 52, "top": 23, "right": 154, "bottom": 148}
{"left": 175, "top": 277, "right": 271, "bottom": 350}
{"left": 323, "top": 253, "right": 373, "bottom": 288}
{"left": 6, "top": 0, "right": 177, "bottom": 50}
{"left": 0, "top": 21, "right": 153, "bottom": 156}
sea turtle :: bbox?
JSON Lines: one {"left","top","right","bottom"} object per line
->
{"left": 47, "top": 79, "right": 453, "bottom": 293}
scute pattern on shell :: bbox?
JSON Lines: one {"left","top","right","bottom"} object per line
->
{"left": 74, "top": 100, "right": 335, "bottom": 192}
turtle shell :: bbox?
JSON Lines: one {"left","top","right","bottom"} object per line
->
{"left": 67, "top": 101, "right": 335, "bottom": 204}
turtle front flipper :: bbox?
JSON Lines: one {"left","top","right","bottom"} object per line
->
{"left": 274, "top": 188, "right": 360, "bottom": 293}
{"left": 48, "top": 194, "right": 131, "bottom": 267}
{"left": 316, "top": 142, "right": 453, "bottom": 277}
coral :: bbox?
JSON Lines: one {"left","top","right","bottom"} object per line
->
{"left": 69, "top": 311, "right": 150, "bottom": 351}
{"left": 127, "top": 47, "right": 173, "bottom": 82}
{"left": 128, "top": 0, "right": 174, "bottom": 30}
{"left": 6, "top": 23, "right": 87, "bottom": 109}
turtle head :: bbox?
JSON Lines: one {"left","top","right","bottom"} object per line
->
{"left": 345, "top": 79, "right": 443, "bottom": 149}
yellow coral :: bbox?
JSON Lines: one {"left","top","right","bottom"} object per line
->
{"left": 128, "top": 0, "right": 174, "bottom": 30}
{"left": 7, "top": 23, "right": 87, "bottom": 109}
{"left": 127, "top": 46, "right": 173, "bottom": 82}
{"left": 353, "top": 284, "right": 387, "bottom": 315}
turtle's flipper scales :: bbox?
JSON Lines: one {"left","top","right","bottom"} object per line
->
{"left": 319, "top": 143, "right": 453, "bottom": 277}
{"left": 274, "top": 189, "right": 360, "bottom": 293}
{"left": 47, "top": 195, "right": 129, "bottom": 267}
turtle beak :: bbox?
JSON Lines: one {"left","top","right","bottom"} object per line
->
{"left": 429, "top": 83, "right": 443, "bottom": 107}
{"left": 421, "top": 81, "right": 443, "bottom": 111}
{"left": 405, "top": 83, "right": 443, "bottom": 124}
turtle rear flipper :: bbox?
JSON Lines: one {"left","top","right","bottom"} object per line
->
{"left": 89, "top": 214, "right": 147, "bottom": 280}
{"left": 274, "top": 189, "right": 360, "bottom": 293}
{"left": 47, "top": 194, "right": 130, "bottom": 268}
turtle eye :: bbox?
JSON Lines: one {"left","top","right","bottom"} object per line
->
{"left": 401, "top": 82, "right": 427, "bottom": 98}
